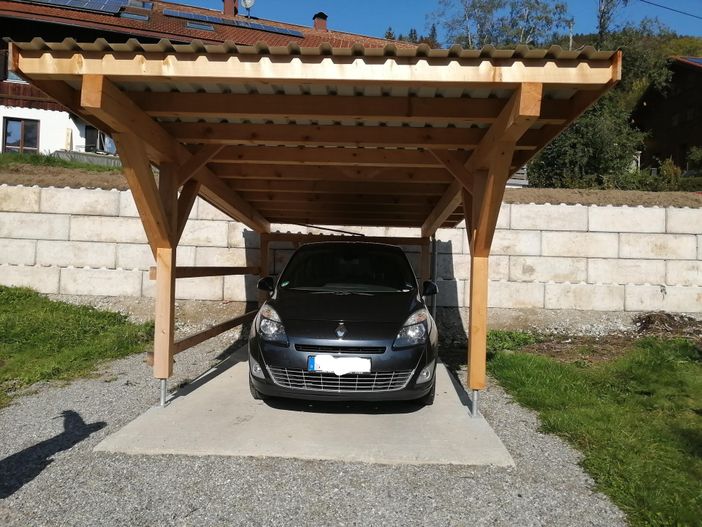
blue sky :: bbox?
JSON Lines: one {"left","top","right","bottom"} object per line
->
{"left": 195, "top": 0, "right": 702, "bottom": 41}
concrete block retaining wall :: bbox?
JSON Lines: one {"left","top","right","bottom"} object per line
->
{"left": 0, "top": 184, "right": 700, "bottom": 313}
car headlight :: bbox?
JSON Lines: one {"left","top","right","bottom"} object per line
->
{"left": 393, "top": 308, "right": 429, "bottom": 349}
{"left": 257, "top": 305, "right": 288, "bottom": 346}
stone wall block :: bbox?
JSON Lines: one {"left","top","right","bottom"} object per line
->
{"left": 0, "top": 185, "right": 40, "bottom": 212}
{"left": 666, "top": 208, "right": 702, "bottom": 234}
{"left": 436, "top": 228, "right": 464, "bottom": 254}
{"left": 40, "top": 187, "right": 119, "bottom": 216}
{"left": 0, "top": 212, "right": 70, "bottom": 240}
{"left": 0, "top": 264, "right": 60, "bottom": 294}
{"left": 496, "top": 203, "right": 510, "bottom": 230}
{"left": 542, "top": 232, "right": 618, "bottom": 258}
{"left": 589, "top": 206, "right": 665, "bottom": 233}
{"left": 180, "top": 220, "right": 228, "bottom": 247}
{"left": 60, "top": 267, "right": 142, "bottom": 296}
{"left": 195, "top": 198, "right": 229, "bottom": 221}
{"left": 142, "top": 273, "right": 223, "bottom": 301}
{"left": 588, "top": 258, "right": 666, "bottom": 285}
{"left": 36, "top": 240, "right": 116, "bottom": 269}
{"left": 511, "top": 203, "right": 588, "bottom": 231}
{"left": 436, "top": 279, "right": 464, "bottom": 307}
{"left": 619, "top": 233, "right": 696, "bottom": 260}
{"left": 223, "top": 275, "right": 260, "bottom": 302}
{"left": 118, "top": 191, "right": 139, "bottom": 217}
{"left": 492, "top": 230, "right": 541, "bottom": 256}
{"left": 510, "top": 256, "right": 587, "bottom": 283}
{"left": 70, "top": 216, "right": 147, "bottom": 244}
{"left": 228, "top": 222, "right": 260, "bottom": 249}
{"left": 0, "top": 239, "right": 36, "bottom": 265}
{"left": 666, "top": 261, "right": 702, "bottom": 287}
{"left": 115, "top": 244, "right": 195, "bottom": 271}
{"left": 545, "top": 283, "right": 624, "bottom": 311}
{"left": 625, "top": 284, "right": 702, "bottom": 312}
{"left": 488, "top": 281, "right": 545, "bottom": 309}
{"left": 195, "top": 247, "right": 257, "bottom": 268}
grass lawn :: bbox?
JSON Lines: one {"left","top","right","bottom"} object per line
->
{"left": 0, "top": 286, "right": 153, "bottom": 407}
{"left": 0, "top": 152, "right": 118, "bottom": 173}
{"left": 488, "top": 334, "right": 702, "bottom": 527}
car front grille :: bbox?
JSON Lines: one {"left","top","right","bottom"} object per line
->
{"left": 294, "top": 344, "right": 386, "bottom": 354}
{"left": 267, "top": 368, "right": 414, "bottom": 392}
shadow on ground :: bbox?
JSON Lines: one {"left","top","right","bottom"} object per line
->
{"left": 0, "top": 410, "right": 105, "bottom": 498}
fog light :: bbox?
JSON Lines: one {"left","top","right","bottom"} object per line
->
{"left": 250, "top": 357, "right": 265, "bottom": 379}
{"left": 416, "top": 360, "right": 435, "bottom": 385}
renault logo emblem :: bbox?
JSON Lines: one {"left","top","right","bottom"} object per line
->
{"left": 335, "top": 323, "right": 347, "bottom": 339}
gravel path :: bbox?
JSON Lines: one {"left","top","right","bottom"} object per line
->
{"left": 0, "top": 299, "right": 627, "bottom": 526}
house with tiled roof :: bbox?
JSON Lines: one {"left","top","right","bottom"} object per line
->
{"left": 632, "top": 56, "right": 702, "bottom": 170}
{"left": 0, "top": 0, "right": 404, "bottom": 155}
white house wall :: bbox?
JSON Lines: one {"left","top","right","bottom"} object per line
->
{"left": 0, "top": 105, "right": 86, "bottom": 154}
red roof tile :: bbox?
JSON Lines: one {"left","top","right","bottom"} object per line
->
{"left": 0, "top": 0, "right": 413, "bottom": 48}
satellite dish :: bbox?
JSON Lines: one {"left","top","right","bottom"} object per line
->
{"left": 241, "top": 0, "right": 255, "bottom": 17}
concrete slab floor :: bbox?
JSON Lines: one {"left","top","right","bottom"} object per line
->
{"left": 95, "top": 349, "right": 514, "bottom": 467}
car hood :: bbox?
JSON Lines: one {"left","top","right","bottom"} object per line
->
{"left": 272, "top": 290, "right": 420, "bottom": 325}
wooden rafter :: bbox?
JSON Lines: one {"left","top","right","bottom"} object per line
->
{"left": 421, "top": 83, "right": 543, "bottom": 236}
{"left": 212, "top": 146, "right": 444, "bottom": 168}
{"left": 163, "top": 122, "right": 542, "bottom": 150}
{"left": 211, "top": 165, "right": 453, "bottom": 184}
{"left": 176, "top": 144, "right": 225, "bottom": 186}
{"left": 132, "top": 91, "right": 569, "bottom": 125}
{"left": 79, "top": 75, "right": 270, "bottom": 233}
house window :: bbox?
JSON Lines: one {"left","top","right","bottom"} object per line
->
{"left": 84, "top": 125, "right": 116, "bottom": 154}
{"left": 3, "top": 118, "right": 39, "bottom": 154}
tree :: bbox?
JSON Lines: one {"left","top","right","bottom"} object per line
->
{"left": 596, "top": 0, "right": 629, "bottom": 48}
{"left": 384, "top": 27, "right": 396, "bottom": 40}
{"left": 528, "top": 99, "right": 645, "bottom": 188}
{"left": 433, "top": 0, "right": 573, "bottom": 48}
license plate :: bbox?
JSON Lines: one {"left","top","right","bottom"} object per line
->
{"left": 307, "top": 355, "right": 371, "bottom": 375}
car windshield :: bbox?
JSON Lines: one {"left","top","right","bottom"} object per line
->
{"left": 278, "top": 244, "right": 417, "bottom": 293}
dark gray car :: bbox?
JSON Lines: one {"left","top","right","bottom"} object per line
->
{"left": 248, "top": 242, "right": 439, "bottom": 405}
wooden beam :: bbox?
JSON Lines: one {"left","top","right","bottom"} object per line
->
{"left": 467, "top": 255, "right": 489, "bottom": 390}
{"left": 242, "top": 192, "right": 436, "bottom": 206}
{"left": 153, "top": 247, "right": 176, "bottom": 378}
{"left": 174, "top": 311, "right": 257, "bottom": 355}
{"left": 421, "top": 83, "right": 543, "bottom": 237}
{"left": 112, "top": 133, "right": 171, "bottom": 255}
{"left": 265, "top": 232, "right": 429, "bottom": 246}
{"left": 211, "top": 165, "right": 453, "bottom": 184}
{"left": 227, "top": 179, "right": 448, "bottom": 196}
{"left": 255, "top": 202, "right": 434, "bottom": 214}
{"left": 213, "top": 146, "right": 444, "bottom": 168}
{"left": 163, "top": 122, "right": 540, "bottom": 150}
{"left": 149, "top": 266, "right": 261, "bottom": 280}
{"left": 429, "top": 150, "right": 474, "bottom": 194}
{"left": 471, "top": 143, "right": 515, "bottom": 256}
{"left": 175, "top": 179, "right": 200, "bottom": 245}
{"left": 79, "top": 74, "right": 270, "bottom": 233}
{"left": 15, "top": 47, "right": 622, "bottom": 87}
{"left": 133, "top": 91, "right": 569, "bottom": 125}
{"left": 177, "top": 144, "right": 225, "bottom": 186}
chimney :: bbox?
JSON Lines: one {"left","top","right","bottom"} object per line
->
{"left": 313, "top": 12, "right": 328, "bottom": 31}
{"left": 223, "top": 0, "right": 238, "bottom": 16}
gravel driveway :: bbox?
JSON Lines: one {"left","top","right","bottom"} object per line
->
{"left": 0, "top": 299, "right": 626, "bottom": 527}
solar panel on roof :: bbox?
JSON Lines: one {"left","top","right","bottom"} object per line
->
{"left": 163, "top": 8, "right": 304, "bottom": 38}
{"left": 13, "top": 0, "right": 128, "bottom": 14}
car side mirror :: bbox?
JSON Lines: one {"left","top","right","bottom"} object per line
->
{"left": 422, "top": 280, "right": 438, "bottom": 297}
{"left": 257, "top": 276, "right": 275, "bottom": 292}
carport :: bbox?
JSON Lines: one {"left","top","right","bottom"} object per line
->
{"left": 9, "top": 40, "right": 620, "bottom": 414}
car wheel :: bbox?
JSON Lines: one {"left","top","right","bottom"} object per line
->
{"left": 249, "top": 376, "right": 262, "bottom": 400}
{"left": 417, "top": 381, "right": 436, "bottom": 406}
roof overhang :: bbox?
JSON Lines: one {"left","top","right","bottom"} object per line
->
{"left": 9, "top": 40, "right": 621, "bottom": 235}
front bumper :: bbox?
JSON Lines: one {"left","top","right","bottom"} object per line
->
{"left": 248, "top": 335, "right": 436, "bottom": 402}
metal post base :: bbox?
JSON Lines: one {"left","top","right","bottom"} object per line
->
{"left": 160, "top": 379, "right": 167, "bottom": 407}
{"left": 471, "top": 389, "right": 479, "bottom": 418}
